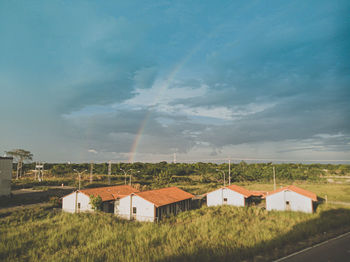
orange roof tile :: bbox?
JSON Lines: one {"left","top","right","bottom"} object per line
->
{"left": 225, "top": 184, "right": 252, "bottom": 198}
{"left": 267, "top": 185, "right": 317, "bottom": 201}
{"left": 250, "top": 190, "right": 268, "bottom": 198}
{"left": 135, "top": 186, "right": 194, "bottom": 207}
{"left": 80, "top": 185, "right": 139, "bottom": 202}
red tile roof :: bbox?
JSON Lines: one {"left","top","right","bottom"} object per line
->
{"left": 80, "top": 185, "right": 139, "bottom": 202}
{"left": 225, "top": 185, "right": 253, "bottom": 198}
{"left": 267, "top": 185, "right": 317, "bottom": 201}
{"left": 135, "top": 186, "right": 194, "bottom": 207}
{"left": 250, "top": 190, "right": 268, "bottom": 198}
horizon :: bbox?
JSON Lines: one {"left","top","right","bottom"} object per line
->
{"left": 1, "top": 1, "right": 349, "bottom": 163}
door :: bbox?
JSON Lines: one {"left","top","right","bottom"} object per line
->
{"left": 132, "top": 207, "right": 137, "bottom": 220}
{"left": 286, "top": 201, "right": 291, "bottom": 211}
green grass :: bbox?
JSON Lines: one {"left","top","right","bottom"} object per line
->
{"left": 1, "top": 204, "right": 350, "bottom": 262}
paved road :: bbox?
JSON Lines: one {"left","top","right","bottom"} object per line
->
{"left": 275, "top": 232, "right": 350, "bottom": 262}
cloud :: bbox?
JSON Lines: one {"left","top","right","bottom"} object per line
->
{"left": 0, "top": 0, "right": 349, "bottom": 162}
{"left": 88, "top": 149, "right": 98, "bottom": 154}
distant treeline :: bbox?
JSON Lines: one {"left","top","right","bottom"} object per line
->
{"left": 17, "top": 162, "right": 350, "bottom": 183}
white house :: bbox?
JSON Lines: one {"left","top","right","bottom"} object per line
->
{"left": 116, "top": 186, "right": 194, "bottom": 222}
{"left": 206, "top": 185, "right": 253, "bottom": 207}
{"left": 62, "top": 185, "right": 139, "bottom": 213}
{"left": 266, "top": 185, "right": 317, "bottom": 213}
{"left": 0, "top": 157, "right": 13, "bottom": 196}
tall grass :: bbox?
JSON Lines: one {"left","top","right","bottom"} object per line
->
{"left": 1, "top": 204, "right": 350, "bottom": 262}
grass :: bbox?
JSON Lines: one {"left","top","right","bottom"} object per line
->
{"left": 1, "top": 204, "right": 350, "bottom": 262}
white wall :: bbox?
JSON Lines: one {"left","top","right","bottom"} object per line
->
{"left": 116, "top": 195, "right": 132, "bottom": 220}
{"left": 62, "top": 192, "right": 92, "bottom": 213}
{"left": 207, "top": 189, "right": 223, "bottom": 207}
{"left": 132, "top": 195, "right": 155, "bottom": 222}
{"left": 207, "top": 188, "right": 245, "bottom": 207}
{"left": 266, "top": 190, "right": 313, "bottom": 213}
{"left": 116, "top": 195, "right": 155, "bottom": 222}
{"left": 0, "top": 158, "right": 12, "bottom": 196}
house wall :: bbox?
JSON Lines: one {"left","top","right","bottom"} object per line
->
{"left": 62, "top": 192, "right": 92, "bottom": 213}
{"left": 266, "top": 190, "right": 313, "bottom": 213}
{"left": 0, "top": 158, "right": 12, "bottom": 196}
{"left": 116, "top": 195, "right": 132, "bottom": 220}
{"left": 132, "top": 195, "right": 155, "bottom": 222}
{"left": 156, "top": 199, "right": 191, "bottom": 220}
{"left": 117, "top": 195, "right": 191, "bottom": 222}
{"left": 116, "top": 195, "right": 155, "bottom": 222}
{"left": 207, "top": 188, "right": 245, "bottom": 207}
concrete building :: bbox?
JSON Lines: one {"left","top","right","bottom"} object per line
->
{"left": 62, "top": 185, "right": 139, "bottom": 213}
{"left": 0, "top": 157, "right": 13, "bottom": 196}
{"left": 117, "top": 187, "right": 194, "bottom": 222}
{"left": 266, "top": 185, "right": 317, "bottom": 213}
{"left": 206, "top": 185, "right": 253, "bottom": 207}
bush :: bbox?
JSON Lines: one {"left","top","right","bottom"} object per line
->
{"left": 89, "top": 195, "right": 102, "bottom": 211}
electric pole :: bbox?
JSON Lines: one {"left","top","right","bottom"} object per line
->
{"left": 273, "top": 166, "right": 276, "bottom": 191}
{"left": 108, "top": 160, "right": 112, "bottom": 185}
{"left": 228, "top": 159, "right": 231, "bottom": 185}
{"left": 90, "top": 162, "right": 93, "bottom": 183}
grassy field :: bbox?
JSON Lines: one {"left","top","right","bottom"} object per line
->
{"left": 1, "top": 203, "right": 350, "bottom": 262}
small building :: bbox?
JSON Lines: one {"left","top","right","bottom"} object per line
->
{"left": 116, "top": 186, "right": 194, "bottom": 222}
{"left": 206, "top": 185, "right": 253, "bottom": 207}
{"left": 266, "top": 185, "right": 317, "bottom": 213}
{"left": 0, "top": 157, "right": 13, "bottom": 196}
{"left": 62, "top": 185, "right": 139, "bottom": 213}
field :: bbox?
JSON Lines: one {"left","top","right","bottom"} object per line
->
{"left": 2, "top": 162, "right": 350, "bottom": 261}
{"left": 0, "top": 203, "right": 350, "bottom": 262}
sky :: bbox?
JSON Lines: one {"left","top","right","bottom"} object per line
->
{"left": 0, "top": 0, "right": 349, "bottom": 163}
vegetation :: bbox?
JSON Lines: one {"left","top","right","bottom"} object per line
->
{"left": 6, "top": 149, "right": 33, "bottom": 179}
{"left": 1, "top": 204, "right": 350, "bottom": 262}
{"left": 14, "top": 162, "right": 350, "bottom": 192}
{"left": 3, "top": 161, "right": 350, "bottom": 261}
{"left": 89, "top": 195, "right": 102, "bottom": 211}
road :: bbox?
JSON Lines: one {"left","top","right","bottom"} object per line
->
{"left": 275, "top": 232, "right": 350, "bottom": 262}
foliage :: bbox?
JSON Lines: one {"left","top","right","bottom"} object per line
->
{"left": 0, "top": 205, "right": 350, "bottom": 261}
{"left": 89, "top": 195, "right": 102, "bottom": 211}
{"left": 49, "top": 197, "right": 61, "bottom": 207}
{"left": 6, "top": 149, "right": 33, "bottom": 179}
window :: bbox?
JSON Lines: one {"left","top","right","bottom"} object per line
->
{"left": 223, "top": 198, "right": 228, "bottom": 202}
{"left": 78, "top": 203, "right": 81, "bottom": 209}
{"left": 133, "top": 207, "right": 137, "bottom": 214}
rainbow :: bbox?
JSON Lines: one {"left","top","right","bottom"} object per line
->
{"left": 128, "top": 46, "right": 202, "bottom": 163}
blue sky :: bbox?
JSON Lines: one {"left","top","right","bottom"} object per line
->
{"left": 1, "top": 0, "right": 349, "bottom": 163}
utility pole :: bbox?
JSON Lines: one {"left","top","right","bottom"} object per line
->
{"left": 74, "top": 169, "right": 87, "bottom": 191}
{"left": 108, "top": 161, "right": 112, "bottom": 185}
{"left": 173, "top": 152, "right": 177, "bottom": 164}
{"left": 228, "top": 159, "right": 231, "bottom": 185}
{"left": 79, "top": 173, "right": 81, "bottom": 190}
{"left": 273, "top": 166, "right": 276, "bottom": 191}
{"left": 120, "top": 168, "right": 127, "bottom": 185}
{"left": 90, "top": 162, "right": 93, "bottom": 183}
{"left": 216, "top": 169, "right": 226, "bottom": 187}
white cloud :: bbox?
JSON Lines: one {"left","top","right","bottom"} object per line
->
{"left": 88, "top": 149, "right": 98, "bottom": 154}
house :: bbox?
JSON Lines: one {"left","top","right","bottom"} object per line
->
{"left": 0, "top": 157, "right": 13, "bottom": 196}
{"left": 116, "top": 186, "right": 194, "bottom": 222}
{"left": 266, "top": 185, "right": 317, "bottom": 213}
{"left": 62, "top": 185, "right": 139, "bottom": 213}
{"left": 206, "top": 185, "right": 253, "bottom": 207}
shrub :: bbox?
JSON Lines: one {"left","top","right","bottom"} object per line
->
{"left": 89, "top": 195, "right": 102, "bottom": 211}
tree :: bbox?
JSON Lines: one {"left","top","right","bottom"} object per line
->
{"left": 6, "top": 149, "right": 33, "bottom": 179}
{"left": 89, "top": 195, "right": 102, "bottom": 211}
